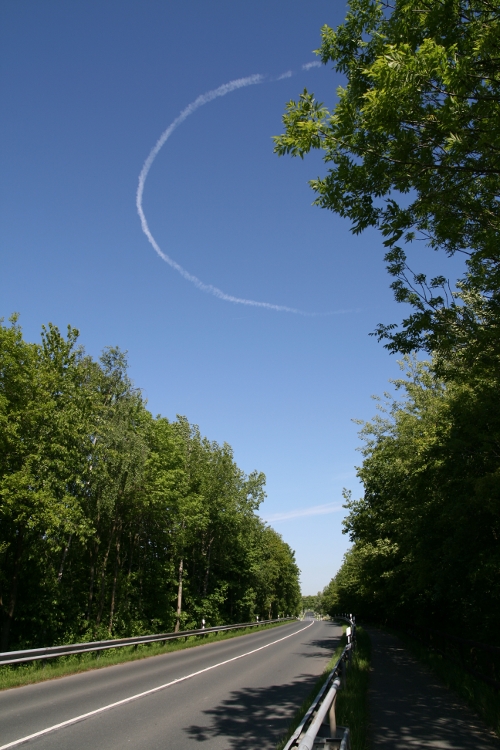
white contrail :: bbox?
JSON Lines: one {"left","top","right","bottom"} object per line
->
{"left": 263, "top": 502, "right": 343, "bottom": 522}
{"left": 303, "top": 61, "right": 322, "bottom": 70}
{"left": 136, "top": 74, "right": 310, "bottom": 314}
{"left": 137, "top": 72, "right": 352, "bottom": 316}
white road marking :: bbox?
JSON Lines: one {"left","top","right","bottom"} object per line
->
{"left": 1, "top": 621, "right": 314, "bottom": 749}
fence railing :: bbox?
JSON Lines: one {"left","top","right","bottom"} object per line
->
{"left": 0, "top": 617, "right": 295, "bottom": 666}
{"left": 283, "top": 615, "right": 355, "bottom": 750}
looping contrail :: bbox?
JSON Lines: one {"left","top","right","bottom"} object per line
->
{"left": 136, "top": 71, "right": 348, "bottom": 316}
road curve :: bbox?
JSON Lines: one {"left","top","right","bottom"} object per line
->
{"left": 0, "top": 620, "right": 341, "bottom": 750}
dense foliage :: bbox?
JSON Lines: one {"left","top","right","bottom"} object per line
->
{"left": 275, "top": 0, "right": 500, "bottom": 365}
{"left": 0, "top": 316, "right": 301, "bottom": 651}
{"left": 322, "top": 357, "right": 500, "bottom": 643}
{"left": 276, "top": 0, "right": 500, "bottom": 645}
{"left": 301, "top": 593, "right": 325, "bottom": 614}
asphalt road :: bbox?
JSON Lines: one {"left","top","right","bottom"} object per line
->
{"left": 0, "top": 620, "right": 341, "bottom": 750}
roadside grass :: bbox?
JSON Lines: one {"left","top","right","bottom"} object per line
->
{"left": 386, "top": 627, "right": 500, "bottom": 739}
{"left": 276, "top": 623, "right": 371, "bottom": 750}
{"left": 0, "top": 620, "right": 289, "bottom": 691}
{"left": 335, "top": 626, "right": 371, "bottom": 750}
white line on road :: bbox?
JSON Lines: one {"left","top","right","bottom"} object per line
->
{"left": 1, "top": 620, "right": 314, "bottom": 749}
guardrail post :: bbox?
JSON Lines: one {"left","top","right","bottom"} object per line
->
{"left": 346, "top": 626, "right": 353, "bottom": 664}
{"left": 340, "top": 727, "right": 351, "bottom": 750}
{"left": 328, "top": 692, "right": 337, "bottom": 737}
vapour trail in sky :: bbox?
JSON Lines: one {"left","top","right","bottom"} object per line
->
{"left": 263, "top": 502, "right": 343, "bottom": 522}
{"left": 136, "top": 69, "right": 352, "bottom": 315}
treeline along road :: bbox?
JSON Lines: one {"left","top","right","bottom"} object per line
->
{"left": 0, "top": 317, "right": 301, "bottom": 652}
{"left": 275, "top": 0, "right": 500, "bottom": 651}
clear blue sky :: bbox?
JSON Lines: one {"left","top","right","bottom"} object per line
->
{"left": 0, "top": 1, "right": 461, "bottom": 593}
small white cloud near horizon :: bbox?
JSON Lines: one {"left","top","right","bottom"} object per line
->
{"left": 263, "top": 502, "right": 343, "bottom": 523}
{"left": 277, "top": 70, "right": 293, "bottom": 80}
{"left": 303, "top": 61, "right": 322, "bottom": 70}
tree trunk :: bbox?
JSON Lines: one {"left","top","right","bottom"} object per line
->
{"left": 57, "top": 534, "right": 72, "bottom": 583}
{"left": 108, "top": 524, "right": 122, "bottom": 634}
{"left": 1, "top": 528, "right": 23, "bottom": 651}
{"left": 123, "top": 531, "right": 139, "bottom": 613}
{"left": 96, "top": 523, "right": 115, "bottom": 627}
{"left": 202, "top": 538, "right": 214, "bottom": 597}
{"left": 87, "top": 533, "right": 100, "bottom": 621}
{"left": 127, "top": 532, "right": 137, "bottom": 577}
{"left": 174, "top": 557, "right": 184, "bottom": 632}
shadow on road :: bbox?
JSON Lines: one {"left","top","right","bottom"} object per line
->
{"left": 296, "top": 635, "right": 340, "bottom": 659}
{"left": 367, "top": 627, "right": 500, "bottom": 750}
{"left": 184, "top": 673, "right": 319, "bottom": 747}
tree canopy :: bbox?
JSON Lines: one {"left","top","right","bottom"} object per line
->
{"left": 0, "top": 316, "right": 301, "bottom": 650}
{"left": 274, "top": 0, "right": 500, "bottom": 364}
{"left": 275, "top": 3, "right": 500, "bottom": 643}
{"left": 321, "top": 357, "right": 500, "bottom": 643}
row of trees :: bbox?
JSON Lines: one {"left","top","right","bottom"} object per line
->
{"left": 276, "top": 0, "right": 500, "bottom": 642}
{"left": 321, "top": 357, "right": 500, "bottom": 642}
{"left": 0, "top": 316, "right": 301, "bottom": 651}
{"left": 301, "top": 593, "right": 324, "bottom": 614}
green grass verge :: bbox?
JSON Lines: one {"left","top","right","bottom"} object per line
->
{"left": 0, "top": 620, "right": 289, "bottom": 692}
{"left": 336, "top": 626, "right": 371, "bottom": 750}
{"left": 386, "top": 627, "right": 500, "bottom": 739}
{"left": 276, "top": 624, "right": 371, "bottom": 750}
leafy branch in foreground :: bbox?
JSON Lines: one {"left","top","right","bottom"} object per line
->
{"left": 274, "top": 0, "right": 500, "bottom": 365}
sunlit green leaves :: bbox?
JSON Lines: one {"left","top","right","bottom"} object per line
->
{"left": 323, "top": 356, "right": 500, "bottom": 641}
{"left": 0, "top": 318, "right": 301, "bottom": 649}
{"left": 275, "top": 0, "right": 500, "bottom": 358}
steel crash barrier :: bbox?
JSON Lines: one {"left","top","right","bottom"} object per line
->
{"left": 284, "top": 615, "right": 356, "bottom": 750}
{"left": 0, "top": 616, "right": 296, "bottom": 666}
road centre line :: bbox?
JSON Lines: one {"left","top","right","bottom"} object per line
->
{"left": 1, "top": 620, "right": 314, "bottom": 749}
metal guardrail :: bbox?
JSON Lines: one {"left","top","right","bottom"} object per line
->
{"left": 283, "top": 615, "right": 356, "bottom": 750}
{"left": 0, "top": 617, "right": 295, "bottom": 666}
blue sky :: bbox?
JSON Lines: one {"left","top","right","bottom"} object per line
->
{"left": 0, "top": 1, "right": 463, "bottom": 594}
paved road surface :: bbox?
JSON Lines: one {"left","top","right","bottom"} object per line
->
{"left": 0, "top": 620, "right": 341, "bottom": 750}
{"left": 366, "top": 627, "right": 500, "bottom": 749}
